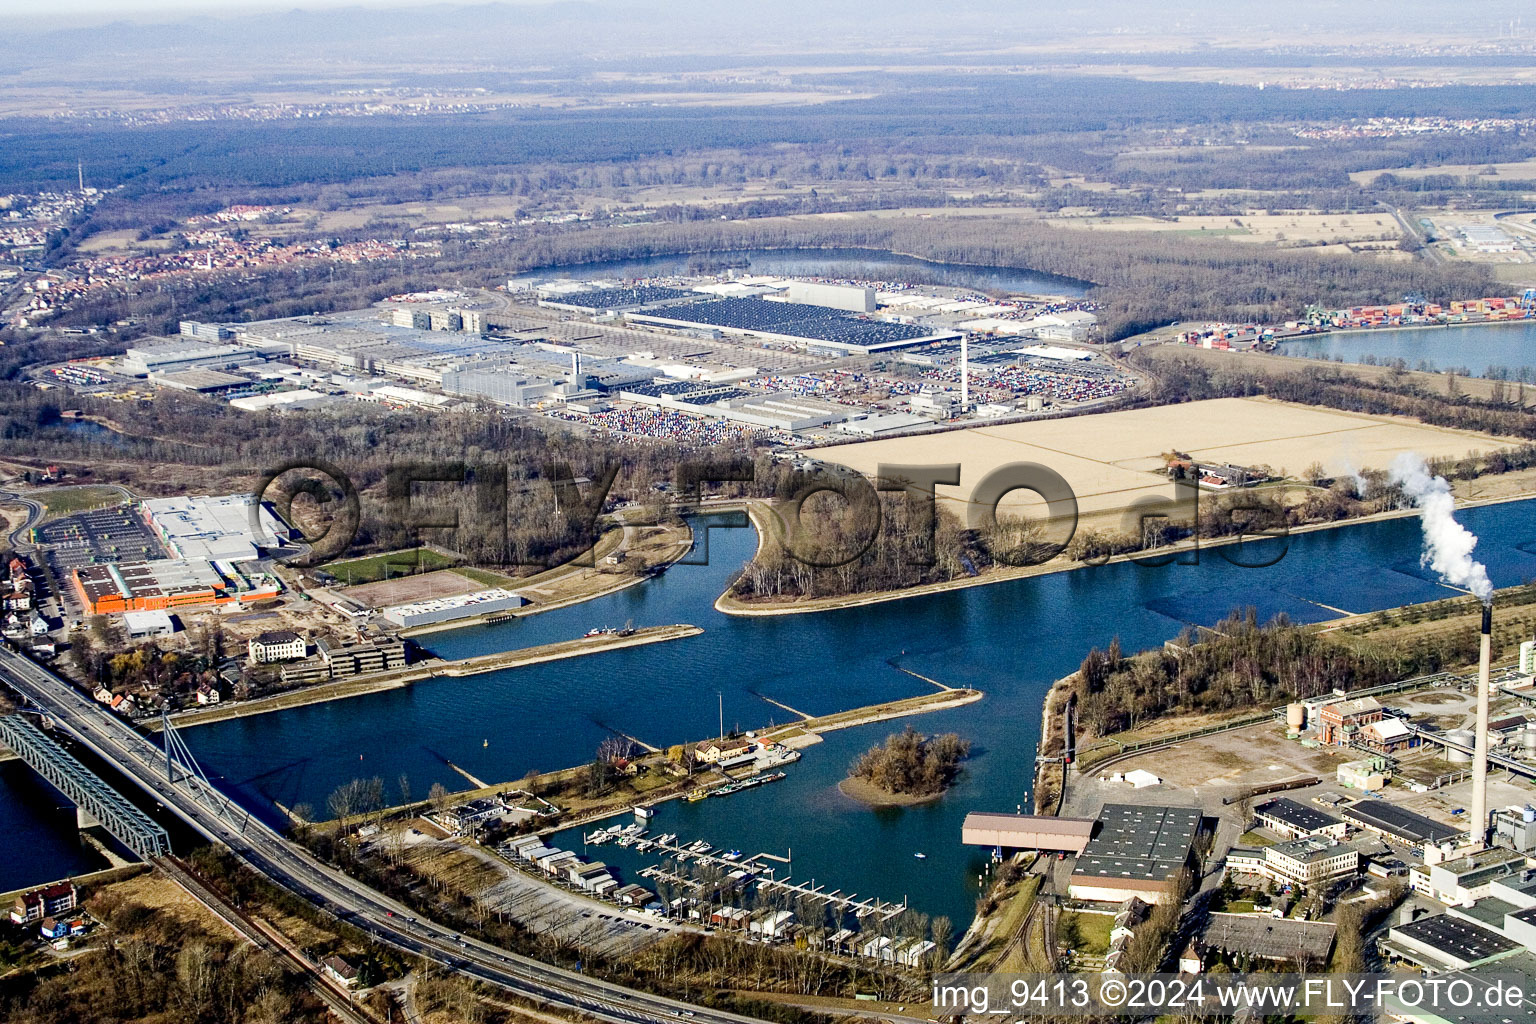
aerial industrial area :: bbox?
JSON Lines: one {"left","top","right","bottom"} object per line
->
{"left": 28, "top": 272, "right": 1116, "bottom": 449}
{"left": 12, "top": 3, "right": 1536, "bottom": 1023}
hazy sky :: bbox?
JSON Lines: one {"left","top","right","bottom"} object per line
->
{"left": 4, "top": 0, "right": 435, "bottom": 17}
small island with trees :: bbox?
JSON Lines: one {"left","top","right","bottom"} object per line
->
{"left": 840, "top": 726, "right": 971, "bottom": 806}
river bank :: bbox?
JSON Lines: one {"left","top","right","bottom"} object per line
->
{"left": 149, "top": 624, "right": 704, "bottom": 730}
{"left": 395, "top": 519, "right": 694, "bottom": 637}
{"left": 714, "top": 484, "right": 1536, "bottom": 619}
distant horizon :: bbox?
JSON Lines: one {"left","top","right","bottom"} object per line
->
{"left": 5, "top": 0, "right": 1532, "bottom": 39}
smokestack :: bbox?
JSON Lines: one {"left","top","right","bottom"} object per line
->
{"left": 1472, "top": 602, "right": 1494, "bottom": 845}
{"left": 959, "top": 333, "right": 969, "bottom": 412}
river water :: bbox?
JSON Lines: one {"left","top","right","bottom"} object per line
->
{"left": 1279, "top": 321, "right": 1536, "bottom": 379}
{"left": 508, "top": 247, "right": 1089, "bottom": 297}
{"left": 162, "top": 501, "right": 1536, "bottom": 929}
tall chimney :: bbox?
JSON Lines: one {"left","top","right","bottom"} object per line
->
{"left": 1472, "top": 602, "right": 1494, "bottom": 846}
{"left": 959, "top": 333, "right": 969, "bottom": 412}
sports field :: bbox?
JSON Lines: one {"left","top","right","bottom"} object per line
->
{"left": 325, "top": 546, "right": 457, "bottom": 585}
{"left": 820, "top": 397, "right": 1514, "bottom": 527}
{"left": 344, "top": 569, "right": 487, "bottom": 609}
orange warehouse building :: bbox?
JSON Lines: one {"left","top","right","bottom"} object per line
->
{"left": 72, "top": 560, "right": 278, "bottom": 615}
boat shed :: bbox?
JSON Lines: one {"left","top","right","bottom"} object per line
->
{"left": 961, "top": 812, "right": 1097, "bottom": 854}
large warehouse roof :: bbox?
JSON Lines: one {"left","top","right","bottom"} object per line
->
{"left": 1343, "top": 800, "right": 1464, "bottom": 845}
{"left": 961, "top": 813, "right": 1096, "bottom": 853}
{"left": 1071, "top": 804, "right": 1201, "bottom": 885}
{"left": 628, "top": 297, "right": 959, "bottom": 353}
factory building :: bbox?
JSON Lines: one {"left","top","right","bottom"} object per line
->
{"left": 1411, "top": 848, "right": 1528, "bottom": 905}
{"left": 140, "top": 494, "right": 290, "bottom": 561}
{"left": 229, "top": 389, "right": 334, "bottom": 412}
{"left": 1067, "top": 804, "right": 1202, "bottom": 904}
{"left": 785, "top": 282, "right": 877, "bottom": 312}
{"left": 1344, "top": 801, "right": 1466, "bottom": 850}
{"left": 960, "top": 812, "right": 1096, "bottom": 855}
{"left": 1318, "top": 695, "right": 1384, "bottom": 745}
{"left": 440, "top": 366, "right": 569, "bottom": 408}
{"left": 1495, "top": 806, "right": 1536, "bottom": 853}
{"left": 179, "top": 321, "right": 234, "bottom": 342}
{"left": 122, "top": 609, "right": 175, "bottom": 639}
{"left": 1384, "top": 914, "right": 1523, "bottom": 972}
{"left": 380, "top": 589, "right": 526, "bottom": 629}
{"left": 120, "top": 338, "right": 260, "bottom": 377}
{"left": 1252, "top": 798, "right": 1348, "bottom": 840}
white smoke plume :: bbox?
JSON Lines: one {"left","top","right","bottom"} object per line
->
{"left": 1389, "top": 453, "right": 1493, "bottom": 604}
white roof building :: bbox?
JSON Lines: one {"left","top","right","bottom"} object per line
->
{"left": 229, "top": 389, "right": 334, "bottom": 412}
{"left": 140, "top": 494, "right": 291, "bottom": 561}
{"left": 122, "top": 609, "right": 174, "bottom": 638}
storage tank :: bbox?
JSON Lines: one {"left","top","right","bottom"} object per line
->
{"left": 1524, "top": 725, "right": 1536, "bottom": 754}
{"left": 1523, "top": 805, "right": 1535, "bottom": 824}
{"left": 1287, "top": 703, "right": 1306, "bottom": 730}
{"left": 1446, "top": 729, "right": 1476, "bottom": 764}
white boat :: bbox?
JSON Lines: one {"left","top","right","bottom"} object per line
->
{"left": 914, "top": 852, "right": 927, "bottom": 859}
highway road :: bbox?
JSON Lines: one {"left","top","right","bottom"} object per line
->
{"left": 0, "top": 644, "right": 764, "bottom": 1024}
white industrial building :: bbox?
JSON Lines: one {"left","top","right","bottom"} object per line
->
{"left": 785, "top": 282, "right": 876, "bottom": 312}
{"left": 1024, "top": 312, "right": 1097, "bottom": 342}
{"left": 229, "top": 389, "right": 335, "bottom": 412}
{"left": 380, "top": 588, "right": 526, "bottom": 628}
{"left": 141, "top": 494, "right": 291, "bottom": 561}
{"left": 122, "top": 609, "right": 175, "bottom": 639}
{"left": 120, "top": 338, "right": 261, "bottom": 377}
{"left": 836, "top": 412, "right": 930, "bottom": 437}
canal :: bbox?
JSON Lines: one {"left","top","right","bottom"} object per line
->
{"left": 168, "top": 500, "right": 1536, "bottom": 929}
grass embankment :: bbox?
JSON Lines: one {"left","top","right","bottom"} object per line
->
{"left": 155, "top": 624, "right": 705, "bottom": 730}
{"left": 1325, "top": 582, "right": 1536, "bottom": 664}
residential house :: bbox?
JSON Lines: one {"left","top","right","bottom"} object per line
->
{"left": 11, "top": 882, "right": 77, "bottom": 924}
{"left": 248, "top": 630, "right": 306, "bottom": 664}
{"left": 322, "top": 955, "right": 360, "bottom": 988}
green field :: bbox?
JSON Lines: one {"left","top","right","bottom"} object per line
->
{"left": 1057, "top": 911, "right": 1113, "bottom": 955}
{"left": 325, "top": 547, "right": 457, "bottom": 584}
{"left": 40, "top": 486, "right": 125, "bottom": 516}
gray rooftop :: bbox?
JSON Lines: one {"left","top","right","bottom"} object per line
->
{"left": 1255, "top": 797, "right": 1342, "bottom": 834}
{"left": 1393, "top": 914, "right": 1520, "bottom": 964}
{"left": 1343, "top": 800, "right": 1465, "bottom": 845}
{"left": 1201, "top": 912, "right": 1336, "bottom": 963}
{"left": 1072, "top": 804, "right": 1201, "bottom": 883}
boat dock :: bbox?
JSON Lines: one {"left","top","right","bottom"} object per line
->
{"left": 627, "top": 833, "right": 907, "bottom": 923}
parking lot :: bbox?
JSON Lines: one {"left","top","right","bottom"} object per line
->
{"left": 33, "top": 504, "right": 166, "bottom": 613}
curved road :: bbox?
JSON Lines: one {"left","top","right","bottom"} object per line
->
{"left": 0, "top": 489, "right": 45, "bottom": 550}
{"left": 0, "top": 644, "right": 761, "bottom": 1024}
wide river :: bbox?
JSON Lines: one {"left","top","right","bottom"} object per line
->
{"left": 160, "top": 501, "right": 1536, "bottom": 928}
{"left": 1279, "top": 320, "right": 1536, "bottom": 379}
